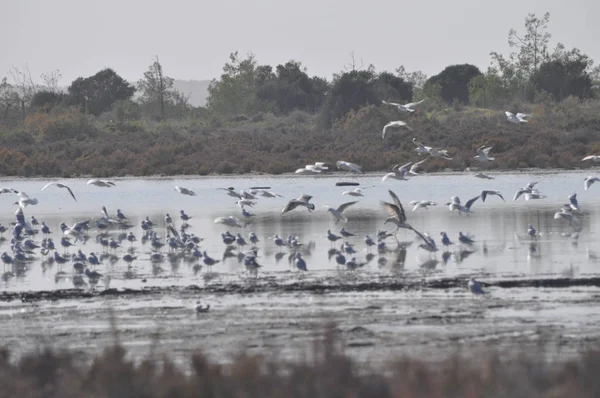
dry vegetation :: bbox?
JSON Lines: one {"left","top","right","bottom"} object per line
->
{"left": 1, "top": 97, "right": 600, "bottom": 177}
{"left": 0, "top": 323, "right": 599, "bottom": 397}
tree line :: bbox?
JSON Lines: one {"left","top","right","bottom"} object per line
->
{"left": 0, "top": 12, "right": 599, "bottom": 131}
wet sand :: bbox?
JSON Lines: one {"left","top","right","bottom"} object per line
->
{"left": 2, "top": 272, "right": 599, "bottom": 367}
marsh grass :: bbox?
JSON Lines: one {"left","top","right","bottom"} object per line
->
{"left": 0, "top": 322, "right": 599, "bottom": 397}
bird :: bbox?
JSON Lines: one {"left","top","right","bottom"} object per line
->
{"left": 180, "top": 210, "right": 192, "bottom": 222}
{"left": 447, "top": 196, "right": 480, "bottom": 215}
{"left": 15, "top": 192, "right": 38, "bottom": 209}
{"left": 195, "top": 301, "right": 210, "bottom": 314}
{"left": 582, "top": 155, "right": 600, "bottom": 162}
{"left": 382, "top": 162, "right": 411, "bottom": 182}
{"left": 323, "top": 201, "right": 358, "bottom": 224}
{"left": 413, "top": 229, "right": 438, "bottom": 254}
{"left": 41, "top": 182, "right": 77, "bottom": 202}
{"left": 474, "top": 172, "right": 494, "bottom": 180}
{"left": 336, "top": 161, "right": 363, "bottom": 174}
{"left": 505, "top": 111, "right": 530, "bottom": 124}
{"left": 382, "top": 99, "right": 425, "bottom": 113}
{"left": 341, "top": 188, "right": 364, "bottom": 197}
{"left": 0, "top": 188, "right": 18, "bottom": 195}
{"left": 527, "top": 224, "right": 538, "bottom": 238}
{"left": 219, "top": 187, "right": 243, "bottom": 199}
{"left": 458, "top": 232, "right": 475, "bottom": 245}
{"left": 380, "top": 190, "right": 412, "bottom": 233}
{"left": 480, "top": 190, "right": 505, "bottom": 202}
{"left": 294, "top": 252, "right": 307, "bottom": 271}
{"left": 381, "top": 120, "right": 412, "bottom": 140}
{"left": 474, "top": 145, "right": 495, "bottom": 162}
{"left": 175, "top": 186, "right": 196, "bottom": 196}
{"left": 411, "top": 138, "right": 452, "bottom": 159}
{"left": 468, "top": 278, "right": 485, "bottom": 295}
{"left": 213, "top": 216, "right": 242, "bottom": 228}
{"left": 87, "top": 179, "right": 116, "bottom": 187}
{"left": 513, "top": 182, "right": 539, "bottom": 201}
{"left": 409, "top": 200, "right": 437, "bottom": 211}
{"left": 585, "top": 176, "right": 600, "bottom": 191}
{"left": 408, "top": 158, "right": 427, "bottom": 175}
{"left": 282, "top": 194, "right": 315, "bottom": 213}
{"left": 440, "top": 232, "right": 453, "bottom": 247}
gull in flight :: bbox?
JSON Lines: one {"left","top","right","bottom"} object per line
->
{"left": 447, "top": 195, "right": 480, "bottom": 215}
{"left": 219, "top": 187, "right": 243, "bottom": 199}
{"left": 382, "top": 99, "right": 425, "bottom": 113}
{"left": 382, "top": 162, "right": 411, "bottom": 182}
{"left": 408, "top": 158, "right": 427, "bottom": 176}
{"left": 282, "top": 194, "right": 315, "bottom": 213}
{"left": 474, "top": 145, "right": 495, "bottom": 162}
{"left": 15, "top": 192, "right": 39, "bottom": 209}
{"left": 336, "top": 161, "right": 363, "bottom": 174}
{"left": 41, "top": 182, "right": 77, "bottom": 202}
{"left": 213, "top": 216, "right": 243, "bottom": 228}
{"left": 582, "top": 155, "right": 600, "bottom": 162}
{"left": 382, "top": 120, "right": 412, "bottom": 140}
{"left": 505, "top": 111, "right": 531, "bottom": 124}
{"left": 409, "top": 200, "right": 437, "bottom": 211}
{"left": 480, "top": 190, "right": 505, "bottom": 202}
{"left": 380, "top": 190, "right": 413, "bottom": 233}
{"left": 341, "top": 188, "right": 364, "bottom": 197}
{"left": 175, "top": 186, "right": 196, "bottom": 196}
{"left": 87, "top": 179, "right": 116, "bottom": 187}
{"left": 257, "top": 190, "right": 283, "bottom": 198}
{"left": 472, "top": 170, "right": 494, "bottom": 179}
{"left": 525, "top": 191, "right": 547, "bottom": 201}
{"left": 566, "top": 193, "right": 581, "bottom": 214}
{"left": 295, "top": 162, "right": 329, "bottom": 175}
{"left": 554, "top": 207, "right": 579, "bottom": 225}
{"left": 0, "top": 188, "right": 18, "bottom": 194}
{"left": 513, "top": 182, "right": 539, "bottom": 201}
{"left": 323, "top": 201, "right": 358, "bottom": 224}
{"left": 412, "top": 138, "right": 452, "bottom": 159}
{"left": 585, "top": 176, "right": 600, "bottom": 190}
{"left": 413, "top": 229, "right": 438, "bottom": 254}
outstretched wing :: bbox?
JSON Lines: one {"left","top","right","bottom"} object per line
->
{"left": 404, "top": 99, "right": 424, "bottom": 108}
{"left": 64, "top": 185, "right": 77, "bottom": 202}
{"left": 41, "top": 182, "right": 56, "bottom": 192}
{"left": 505, "top": 111, "right": 515, "bottom": 118}
{"left": 382, "top": 100, "right": 401, "bottom": 107}
{"left": 387, "top": 190, "right": 407, "bottom": 223}
{"left": 465, "top": 195, "right": 481, "bottom": 210}
{"left": 337, "top": 201, "right": 358, "bottom": 214}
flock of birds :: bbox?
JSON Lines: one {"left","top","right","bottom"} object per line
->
{"left": 3, "top": 98, "right": 600, "bottom": 298}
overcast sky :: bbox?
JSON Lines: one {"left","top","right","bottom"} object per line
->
{"left": 2, "top": 0, "right": 598, "bottom": 86}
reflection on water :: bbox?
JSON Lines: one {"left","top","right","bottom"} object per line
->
{"left": 0, "top": 171, "right": 599, "bottom": 292}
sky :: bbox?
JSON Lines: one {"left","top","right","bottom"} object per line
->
{"left": 2, "top": 0, "right": 599, "bottom": 86}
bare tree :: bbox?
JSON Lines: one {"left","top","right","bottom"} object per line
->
{"left": 9, "top": 64, "right": 38, "bottom": 105}
{"left": 344, "top": 51, "right": 364, "bottom": 72}
{"left": 40, "top": 69, "right": 63, "bottom": 93}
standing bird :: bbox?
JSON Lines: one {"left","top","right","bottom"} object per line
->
{"left": 180, "top": 210, "right": 192, "bottom": 223}
{"left": 382, "top": 99, "right": 425, "bottom": 113}
{"left": 41, "top": 182, "right": 77, "bottom": 202}
{"left": 468, "top": 278, "right": 485, "bottom": 295}
{"left": 527, "top": 224, "right": 538, "bottom": 238}
{"left": 323, "top": 201, "right": 358, "bottom": 224}
{"left": 440, "top": 232, "right": 453, "bottom": 247}
{"left": 381, "top": 120, "right": 412, "bottom": 140}
{"left": 294, "top": 252, "right": 307, "bottom": 271}
{"left": 175, "top": 186, "right": 196, "bottom": 196}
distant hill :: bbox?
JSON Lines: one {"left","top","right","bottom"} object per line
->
{"left": 172, "top": 79, "right": 210, "bottom": 107}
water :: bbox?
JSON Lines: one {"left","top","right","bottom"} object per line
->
{"left": 0, "top": 170, "right": 598, "bottom": 292}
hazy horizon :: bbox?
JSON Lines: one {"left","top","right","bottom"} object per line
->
{"left": 3, "top": 0, "right": 598, "bottom": 87}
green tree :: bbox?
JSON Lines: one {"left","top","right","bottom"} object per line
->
{"left": 206, "top": 52, "right": 259, "bottom": 116}
{"left": 319, "top": 69, "right": 378, "bottom": 127}
{"left": 373, "top": 72, "right": 412, "bottom": 104}
{"left": 30, "top": 90, "right": 66, "bottom": 110}
{"left": 425, "top": 64, "right": 482, "bottom": 104}
{"left": 68, "top": 68, "right": 135, "bottom": 116}
{"left": 468, "top": 69, "right": 510, "bottom": 108}
{"left": 530, "top": 47, "right": 594, "bottom": 101}
{"left": 137, "top": 56, "right": 176, "bottom": 120}
{"left": 255, "top": 60, "right": 328, "bottom": 114}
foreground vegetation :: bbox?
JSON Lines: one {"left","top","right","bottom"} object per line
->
{"left": 1, "top": 12, "right": 600, "bottom": 177}
{"left": 1, "top": 324, "right": 599, "bottom": 397}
